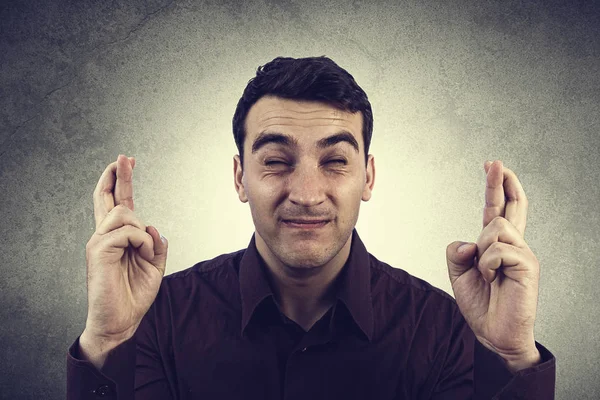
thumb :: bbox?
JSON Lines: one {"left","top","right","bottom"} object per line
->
{"left": 446, "top": 241, "right": 477, "bottom": 281}
{"left": 147, "top": 226, "right": 168, "bottom": 273}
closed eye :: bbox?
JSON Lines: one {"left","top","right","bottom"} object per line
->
{"left": 263, "top": 159, "right": 347, "bottom": 167}
{"left": 265, "top": 160, "right": 288, "bottom": 166}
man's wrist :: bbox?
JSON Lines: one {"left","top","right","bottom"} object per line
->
{"left": 502, "top": 347, "right": 542, "bottom": 373}
{"left": 79, "top": 329, "right": 134, "bottom": 370}
{"left": 476, "top": 335, "right": 543, "bottom": 373}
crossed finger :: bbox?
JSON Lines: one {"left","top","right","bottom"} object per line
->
{"left": 92, "top": 155, "right": 136, "bottom": 230}
{"left": 483, "top": 160, "right": 529, "bottom": 238}
{"left": 477, "top": 241, "right": 534, "bottom": 284}
{"left": 476, "top": 216, "right": 531, "bottom": 282}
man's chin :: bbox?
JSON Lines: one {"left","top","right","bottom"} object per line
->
{"left": 276, "top": 246, "right": 333, "bottom": 270}
{"left": 256, "top": 228, "right": 344, "bottom": 269}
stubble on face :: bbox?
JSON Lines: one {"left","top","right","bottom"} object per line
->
{"left": 237, "top": 95, "right": 372, "bottom": 273}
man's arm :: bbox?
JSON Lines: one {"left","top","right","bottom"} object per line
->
{"left": 66, "top": 334, "right": 136, "bottom": 399}
{"left": 431, "top": 308, "right": 556, "bottom": 400}
{"left": 443, "top": 160, "right": 556, "bottom": 398}
{"left": 66, "top": 301, "right": 174, "bottom": 400}
{"left": 474, "top": 338, "right": 556, "bottom": 400}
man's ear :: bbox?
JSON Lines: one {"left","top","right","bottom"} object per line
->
{"left": 362, "top": 154, "right": 375, "bottom": 201}
{"left": 234, "top": 155, "right": 248, "bottom": 203}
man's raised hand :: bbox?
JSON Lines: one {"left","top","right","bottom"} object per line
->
{"left": 446, "top": 160, "right": 542, "bottom": 372}
{"left": 80, "top": 155, "right": 168, "bottom": 369}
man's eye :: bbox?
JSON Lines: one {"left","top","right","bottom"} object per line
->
{"left": 326, "top": 159, "right": 347, "bottom": 165}
{"left": 265, "top": 160, "right": 288, "bottom": 166}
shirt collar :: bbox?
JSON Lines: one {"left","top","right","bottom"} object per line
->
{"left": 239, "top": 228, "right": 374, "bottom": 342}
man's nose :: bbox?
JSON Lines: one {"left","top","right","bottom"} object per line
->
{"left": 287, "top": 163, "right": 327, "bottom": 207}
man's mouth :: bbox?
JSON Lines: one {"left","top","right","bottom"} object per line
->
{"left": 282, "top": 219, "right": 330, "bottom": 229}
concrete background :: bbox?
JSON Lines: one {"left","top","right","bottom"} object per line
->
{"left": 1, "top": 0, "right": 598, "bottom": 398}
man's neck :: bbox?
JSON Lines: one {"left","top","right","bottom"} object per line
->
{"left": 255, "top": 232, "right": 353, "bottom": 331}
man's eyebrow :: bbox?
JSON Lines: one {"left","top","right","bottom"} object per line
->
{"left": 316, "top": 131, "right": 359, "bottom": 153}
{"left": 251, "top": 130, "right": 360, "bottom": 154}
{"left": 251, "top": 132, "right": 299, "bottom": 154}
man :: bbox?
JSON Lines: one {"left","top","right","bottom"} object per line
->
{"left": 67, "top": 56, "right": 555, "bottom": 399}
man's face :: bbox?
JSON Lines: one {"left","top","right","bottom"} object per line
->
{"left": 234, "top": 95, "right": 375, "bottom": 270}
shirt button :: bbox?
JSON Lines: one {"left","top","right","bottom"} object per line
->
{"left": 302, "top": 347, "right": 308, "bottom": 352}
{"left": 94, "top": 384, "right": 112, "bottom": 397}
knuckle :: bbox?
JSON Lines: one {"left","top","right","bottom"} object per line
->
{"left": 86, "top": 232, "right": 99, "bottom": 248}
{"left": 530, "top": 254, "right": 540, "bottom": 270}
{"left": 446, "top": 242, "right": 456, "bottom": 256}
{"left": 492, "top": 215, "right": 505, "bottom": 225}
{"left": 489, "top": 241, "right": 503, "bottom": 253}
{"left": 114, "top": 204, "right": 130, "bottom": 215}
{"left": 85, "top": 238, "right": 98, "bottom": 256}
{"left": 477, "top": 256, "right": 487, "bottom": 271}
{"left": 493, "top": 216, "right": 510, "bottom": 230}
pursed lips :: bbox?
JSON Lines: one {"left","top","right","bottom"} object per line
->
{"left": 283, "top": 219, "right": 329, "bottom": 223}
{"left": 281, "top": 218, "right": 330, "bottom": 228}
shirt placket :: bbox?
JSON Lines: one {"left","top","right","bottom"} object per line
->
{"left": 280, "top": 306, "right": 337, "bottom": 400}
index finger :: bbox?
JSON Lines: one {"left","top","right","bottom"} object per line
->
{"left": 92, "top": 155, "right": 135, "bottom": 230}
{"left": 483, "top": 160, "right": 506, "bottom": 229}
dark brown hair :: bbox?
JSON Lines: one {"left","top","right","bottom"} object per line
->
{"left": 232, "top": 56, "right": 373, "bottom": 167}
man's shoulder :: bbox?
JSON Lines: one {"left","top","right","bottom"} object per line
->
{"left": 368, "top": 252, "right": 457, "bottom": 305}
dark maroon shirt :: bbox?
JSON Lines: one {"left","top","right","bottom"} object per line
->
{"left": 67, "top": 229, "right": 555, "bottom": 399}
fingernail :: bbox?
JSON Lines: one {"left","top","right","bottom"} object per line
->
{"left": 160, "top": 233, "right": 167, "bottom": 244}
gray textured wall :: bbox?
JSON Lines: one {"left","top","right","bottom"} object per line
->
{"left": 1, "top": 0, "right": 598, "bottom": 398}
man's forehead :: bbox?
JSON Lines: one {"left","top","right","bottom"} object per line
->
{"left": 246, "top": 96, "right": 362, "bottom": 138}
